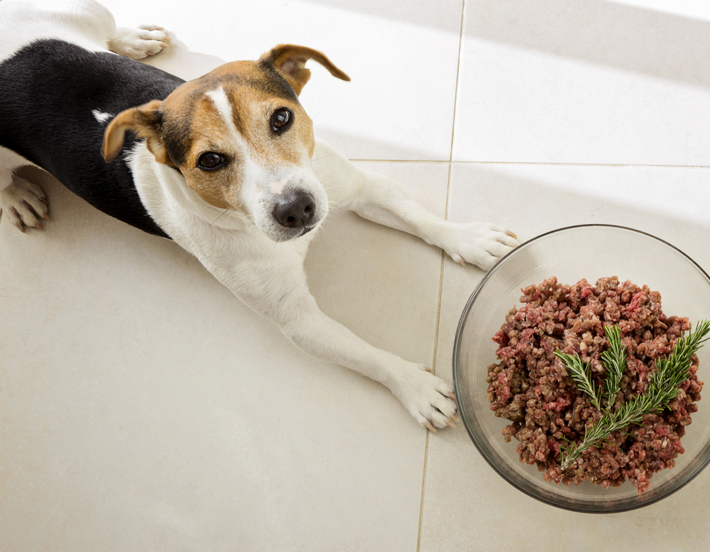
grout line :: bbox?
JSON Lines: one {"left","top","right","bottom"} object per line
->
{"left": 414, "top": 0, "right": 462, "bottom": 533}
{"left": 430, "top": 164, "right": 453, "bottom": 378}
{"left": 416, "top": 428, "right": 431, "bottom": 552}
{"left": 349, "top": 159, "right": 710, "bottom": 169}
{"left": 417, "top": 161, "right": 455, "bottom": 552}
{"left": 448, "top": 0, "right": 467, "bottom": 163}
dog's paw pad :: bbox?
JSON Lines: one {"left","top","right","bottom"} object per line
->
{"left": 0, "top": 178, "right": 49, "bottom": 232}
{"left": 108, "top": 26, "right": 172, "bottom": 60}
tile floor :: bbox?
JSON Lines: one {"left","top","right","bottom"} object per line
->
{"left": 2, "top": 0, "right": 710, "bottom": 550}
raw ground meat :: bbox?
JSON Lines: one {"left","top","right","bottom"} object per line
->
{"left": 486, "top": 276, "right": 703, "bottom": 493}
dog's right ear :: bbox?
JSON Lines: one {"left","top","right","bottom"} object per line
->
{"left": 102, "top": 99, "right": 173, "bottom": 165}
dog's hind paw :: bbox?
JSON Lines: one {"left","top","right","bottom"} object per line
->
{"left": 0, "top": 177, "right": 49, "bottom": 233}
{"left": 392, "top": 364, "right": 459, "bottom": 431}
{"left": 108, "top": 25, "right": 172, "bottom": 60}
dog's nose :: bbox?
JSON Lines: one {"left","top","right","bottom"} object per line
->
{"left": 272, "top": 190, "right": 316, "bottom": 228}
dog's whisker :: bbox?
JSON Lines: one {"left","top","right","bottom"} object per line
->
{"left": 210, "top": 207, "right": 231, "bottom": 227}
{"left": 312, "top": 151, "right": 336, "bottom": 163}
{"left": 309, "top": 106, "right": 328, "bottom": 123}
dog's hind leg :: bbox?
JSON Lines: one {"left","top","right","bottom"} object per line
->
{"left": 84, "top": 0, "right": 172, "bottom": 60}
{"left": 107, "top": 25, "right": 172, "bottom": 61}
{"left": 0, "top": 147, "right": 48, "bottom": 233}
{"left": 43, "top": 0, "right": 172, "bottom": 60}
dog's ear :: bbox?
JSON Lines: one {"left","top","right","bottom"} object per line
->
{"left": 102, "top": 99, "right": 173, "bottom": 165}
{"left": 259, "top": 44, "right": 350, "bottom": 95}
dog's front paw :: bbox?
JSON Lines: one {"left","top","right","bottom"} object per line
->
{"left": 441, "top": 222, "right": 519, "bottom": 271}
{"left": 108, "top": 25, "right": 171, "bottom": 60}
{"left": 392, "top": 364, "right": 459, "bottom": 431}
{"left": 0, "top": 177, "right": 49, "bottom": 232}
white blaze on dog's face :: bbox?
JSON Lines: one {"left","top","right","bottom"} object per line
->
{"left": 102, "top": 44, "right": 350, "bottom": 241}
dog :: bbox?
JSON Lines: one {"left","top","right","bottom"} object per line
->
{"left": 0, "top": 0, "right": 519, "bottom": 431}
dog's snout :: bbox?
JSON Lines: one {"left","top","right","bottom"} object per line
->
{"left": 273, "top": 190, "right": 316, "bottom": 228}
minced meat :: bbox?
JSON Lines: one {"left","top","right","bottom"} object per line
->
{"left": 486, "top": 276, "right": 703, "bottom": 493}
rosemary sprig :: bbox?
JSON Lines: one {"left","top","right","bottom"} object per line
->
{"left": 554, "top": 351, "right": 603, "bottom": 412}
{"left": 558, "top": 320, "right": 710, "bottom": 470}
{"left": 601, "top": 325, "right": 626, "bottom": 410}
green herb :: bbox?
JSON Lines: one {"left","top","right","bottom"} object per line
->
{"left": 556, "top": 320, "right": 710, "bottom": 471}
{"left": 600, "top": 325, "right": 626, "bottom": 410}
{"left": 554, "top": 350, "right": 602, "bottom": 411}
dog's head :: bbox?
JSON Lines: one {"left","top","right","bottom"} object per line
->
{"left": 102, "top": 44, "right": 349, "bottom": 241}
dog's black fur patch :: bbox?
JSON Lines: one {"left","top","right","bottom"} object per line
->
{"left": 0, "top": 39, "right": 186, "bottom": 237}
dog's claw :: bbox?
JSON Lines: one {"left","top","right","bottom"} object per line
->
{"left": 423, "top": 420, "right": 437, "bottom": 432}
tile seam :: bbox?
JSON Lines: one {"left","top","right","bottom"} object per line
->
{"left": 447, "top": 0, "right": 467, "bottom": 164}
{"left": 417, "top": 161, "right": 455, "bottom": 552}
{"left": 349, "top": 159, "right": 710, "bottom": 169}
{"left": 416, "top": 0, "right": 464, "bottom": 536}
{"left": 416, "top": 430, "right": 431, "bottom": 552}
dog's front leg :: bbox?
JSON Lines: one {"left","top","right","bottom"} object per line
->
{"left": 199, "top": 253, "right": 458, "bottom": 431}
{"left": 312, "top": 139, "right": 520, "bottom": 271}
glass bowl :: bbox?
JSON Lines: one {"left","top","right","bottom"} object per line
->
{"left": 453, "top": 224, "right": 710, "bottom": 513}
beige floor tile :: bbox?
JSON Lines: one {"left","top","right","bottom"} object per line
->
{"left": 452, "top": 0, "right": 710, "bottom": 165}
{"left": 100, "top": 0, "right": 464, "bottom": 161}
{"left": 421, "top": 162, "right": 710, "bottom": 551}
{"left": 0, "top": 162, "right": 448, "bottom": 551}
{"left": 306, "top": 161, "right": 448, "bottom": 359}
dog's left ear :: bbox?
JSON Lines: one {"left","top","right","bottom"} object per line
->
{"left": 259, "top": 44, "right": 350, "bottom": 95}
{"left": 102, "top": 99, "right": 173, "bottom": 166}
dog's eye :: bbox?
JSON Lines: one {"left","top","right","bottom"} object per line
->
{"left": 197, "top": 152, "right": 225, "bottom": 171}
{"left": 271, "top": 108, "right": 293, "bottom": 134}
